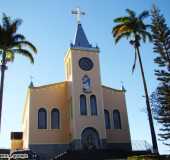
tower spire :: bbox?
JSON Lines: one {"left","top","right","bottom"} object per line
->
{"left": 71, "top": 7, "right": 91, "bottom": 48}
{"left": 70, "top": 7, "right": 99, "bottom": 51}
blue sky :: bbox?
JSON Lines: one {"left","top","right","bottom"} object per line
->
{"left": 0, "top": 0, "right": 170, "bottom": 154}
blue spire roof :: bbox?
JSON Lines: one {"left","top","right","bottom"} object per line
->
{"left": 72, "top": 23, "right": 92, "bottom": 48}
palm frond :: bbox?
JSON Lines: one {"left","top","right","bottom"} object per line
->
{"left": 139, "top": 30, "right": 152, "bottom": 42}
{"left": 12, "top": 48, "right": 34, "bottom": 63}
{"left": 9, "top": 19, "right": 22, "bottom": 33}
{"left": 1, "top": 13, "right": 22, "bottom": 35}
{"left": 116, "top": 26, "right": 133, "bottom": 38}
{"left": 112, "top": 23, "right": 126, "bottom": 32}
{"left": 12, "top": 41, "right": 37, "bottom": 53}
{"left": 12, "top": 34, "right": 25, "bottom": 42}
{"left": 144, "top": 24, "right": 152, "bottom": 29}
{"left": 126, "top": 9, "right": 136, "bottom": 18}
{"left": 115, "top": 32, "right": 131, "bottom": 44}
{"left": 5, "top": 50, "right": 15, "bottom": 62}
{"left": 112, "top": 24, "right": 127, "bottom": 37}
{"left": 114, "top": 16, "right": 131, "bottom": 23}
{"left": 2, "top": 13, "right": 11, "bottom": 30}
{"left": 141, "top": 32, "right": 146, "bottom": 43}
{"left": 113, "top": 21, "right": 134, "bottom": 36}
{"left": 138, "top": 10, "right": 149, "bottom": 20}
{"left": 137, "top": 20, "right": 146, "bottom": 30}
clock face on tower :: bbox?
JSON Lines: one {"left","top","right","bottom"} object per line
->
{"left": 79, "top": 57, "right": 93, "bottom": 71}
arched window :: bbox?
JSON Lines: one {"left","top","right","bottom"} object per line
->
{"left": 113, "top": 110, "right": 121, "bottom": 129}
{"left": 51, "top": 108, "right": 60, "bottom": 129}
{"left": 80, "top": 94, "right": 87, "bottom": 115}
{"left": 38, "top": 108, "right": 47, "bottom": 129}
{"left": 90, "top": 95, "right": 97, "bottom": 115}
{"left": 104, "top": 109, "right": 111, "bottom": 129}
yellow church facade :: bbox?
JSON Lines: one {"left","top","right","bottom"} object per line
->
{"left": 17, "top": 21, "right": 131, "bottom": 160}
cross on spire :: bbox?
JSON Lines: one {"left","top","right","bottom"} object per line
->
{"left": 72, "top": 7, "right": 85, "bottom": 24}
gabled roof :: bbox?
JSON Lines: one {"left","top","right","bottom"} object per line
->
{"left": 102, "top": 85, "right": 125, "bottom": 92}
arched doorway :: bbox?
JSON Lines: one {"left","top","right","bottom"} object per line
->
{"left": 81, "top": 127, "right": 100, "bottom": 150}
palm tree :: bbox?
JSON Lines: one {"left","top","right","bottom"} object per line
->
{"left": 0, "top": 13, "right": 37, "bottom": 129}
{"left": 112, "top": 9, "right": 158, "bottom": 153}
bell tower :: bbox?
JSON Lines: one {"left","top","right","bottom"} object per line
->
{"left": 64, "top": 8, "right": 106, "bottom": 150}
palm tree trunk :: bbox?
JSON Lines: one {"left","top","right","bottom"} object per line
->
{"left": 136, "top": 47, "right": 159, "bottom": 154}
{"left": 0, "top": 51, "right": 6, "bottom": 129}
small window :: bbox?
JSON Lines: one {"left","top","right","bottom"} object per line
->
{"left": 90, "top": 95, "right": 97, "bottom": 115}
{"left": 38, "top": 108, "right": 47, "bottom": 129}
{"left": 80, "top": 94, "right": 87, "bottom": 115}
{"left": 51, "top": 108, "right": 60, "bottom": 129}
{"left": 113, "top": 110, "right": 121, "bottom": 129}
{"left": 104, "top": 109, "right": 111, "bottom": 129}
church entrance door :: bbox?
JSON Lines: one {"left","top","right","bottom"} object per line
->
{"left": 81, "top": 127, "right": 100, "bottom": 150}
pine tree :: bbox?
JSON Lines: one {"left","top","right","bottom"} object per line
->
{"left": 151, "top": 6, "right": 170, "bottom": 145}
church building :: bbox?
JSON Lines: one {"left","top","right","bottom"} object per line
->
{"left": 11, "top": 9, "right": 131, "bottom": 160}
